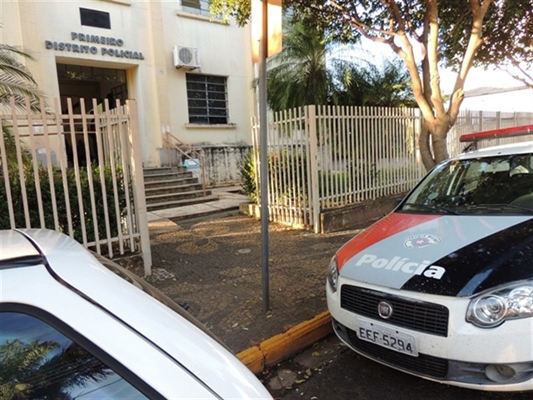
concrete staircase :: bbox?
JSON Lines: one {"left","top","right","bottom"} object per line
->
{"left": 143, "top": 166, "right": 216, "bottom": 211}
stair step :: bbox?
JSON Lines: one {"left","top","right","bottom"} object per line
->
{"left": 143, "top": 166, "right": 209, "bottom": 211}
{"left": 144, "top": 172, "right": 194, "bottom": 182}
{"left": 144, "top": 177, "right": 200, "bottom": 189}
{"left": 143, "top": 166, "right": 187, "bottom": 175}
{"left": 145, "top": 183, "right": 204, "bottom": 196}
{"left": 146, "top": 194, "right": 219, "bottom": 211}
{"left": 145, "top": 189, "right": 212, "bottom": 205}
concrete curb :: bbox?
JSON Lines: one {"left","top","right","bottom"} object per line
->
{"left": 236, "top": 311, "right": 333, "bottom": 375}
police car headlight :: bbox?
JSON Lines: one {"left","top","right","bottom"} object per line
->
{"left": 328, "top": 256, "right": 339, "bottom": 293}
{"left": 466, "top": 282, "right": 533, "bottom": 328}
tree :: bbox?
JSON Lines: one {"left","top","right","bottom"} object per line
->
{"left": 0, "top": 43, "right": 43, "bottom": 112}
{"left": 438, "top": 1, "right": 533, "bottom": 88}
{"left": 1, "top": 39, "right": 44, "bottom": 173}
{"left": 263, "top": 21, "right": 416, "bottom": 111}
{"left": 332, "top": 57, "right": 417, "bottom": 107}
{"left": 265, "top": 21, "right": 332, "bottom": 111}
{"left": 210, "top": 0, "right": 533, "bottom": 170}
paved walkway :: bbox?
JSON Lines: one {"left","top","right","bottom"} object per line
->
{"left": 143, "top": 187, "right": 365, "bottom": 367}
{"left": 146, "top": 186, "right": 247, "bottom": 234}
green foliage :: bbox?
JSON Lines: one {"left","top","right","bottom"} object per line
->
{"left": 239, "top": 149, "right": 308, "bottom": 202}
{"left": 332, "top": 58, "right": 417, "bottom": 107}
{"left": 209, "top": 0, "right": 251, "bottom": 26}
{"left": 1, "top": 122, "right": 32, "bottom": 172}
{"left": 438, "top": 0, "right": 533, "bottom": 87}
{"left": 263, "top": 20, "right": 416, "bottom": 112}
{"left": 269, "top": 150, "right": 308, "bottom": 203}
{"left": 0, "top": 44, "right": 44, "bottom": 112}
{"left": 0, "top": 164, "right": 128, "bottom": 244}
{"left": 239, "top": 149, "right": 257, "bottom": 201}
{"left": 266, "top": 22, "right": 332, "bottom": 111}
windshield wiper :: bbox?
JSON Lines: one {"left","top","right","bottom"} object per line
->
{"left": 402, "top": 202, "right": 458, "bottom": 215}
{"left": 466, "top": 203, "right": 533, "bottom": 214}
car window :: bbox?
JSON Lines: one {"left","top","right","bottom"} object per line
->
{"left": 0, "top": 311, "right": 149, "bottom": 400}
{"left": 401, "top": 153, "right": 533, "bottom": 214}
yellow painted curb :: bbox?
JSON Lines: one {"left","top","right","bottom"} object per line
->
{"left": 237, "top": 311, "right": 332, "bottom": 374}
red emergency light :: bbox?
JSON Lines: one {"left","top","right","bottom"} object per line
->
{"left": 459, "top": 124, "right": 533, "bottom": 143}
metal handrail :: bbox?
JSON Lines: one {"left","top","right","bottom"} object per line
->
{"left": 163, "top": 132, "right": 207, "bottom": 196}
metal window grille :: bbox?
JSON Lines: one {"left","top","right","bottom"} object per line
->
{"left": 181, "top": 0, "right": 212, "bottom": 17}
{"left": 186, "top": 74, "right": 228, "bottom": 125}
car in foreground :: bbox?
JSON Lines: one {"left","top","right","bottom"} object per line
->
{"left": 0, "top": 229, "right": 271, "bottom": 399}
{"left": 327, "top": 125, "right": 533, "bottom": 391}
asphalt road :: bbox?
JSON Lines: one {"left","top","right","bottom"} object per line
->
{"left": 263, "top": 335, "right": 533, "bottom": 400}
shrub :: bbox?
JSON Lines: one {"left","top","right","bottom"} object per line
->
{"left": 239, "top": 149, "right": 257, "bottom": 201}
{"left": 0, "top": 164, "right": 128, "bottom": 244}
{"left": 239, "top": 148, "right": 308, "bottom": 203}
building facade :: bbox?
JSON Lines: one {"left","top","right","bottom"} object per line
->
{"left": 462, "top": 86, "right": 533, "bottom": 113}
{"left": 1, "top": 0, "right": 255, "bottom": 171}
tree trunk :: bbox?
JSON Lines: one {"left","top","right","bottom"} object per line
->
{"left": 419, "top": 114, "right": 452, "bottom": 171}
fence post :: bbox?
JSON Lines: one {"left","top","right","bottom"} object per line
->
{"left": 307, "top": 105, "right": 320, "bottom": 233}
{"left": 126, "top": 100, "right": 152, "bottom": 276}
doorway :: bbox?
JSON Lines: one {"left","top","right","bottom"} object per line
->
{"left": 56, "top": 64, "right": 128, "bottom": 166}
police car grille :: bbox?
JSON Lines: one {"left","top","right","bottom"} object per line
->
{"left": 340, "top": 285, "right": 449, "bottom": 336}
{"left": 345, "top": 328, "right": 448, "bottom": 378}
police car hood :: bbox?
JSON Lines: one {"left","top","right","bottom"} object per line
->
{"left": 337, "top": 213, "right": 533, "bottom": 297}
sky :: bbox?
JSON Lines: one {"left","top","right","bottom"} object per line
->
{"left": 331, "top": 38, "right": 527, "bottom": 94}
{"left": 440, "top": 66, "right": 524, "bottom": 92}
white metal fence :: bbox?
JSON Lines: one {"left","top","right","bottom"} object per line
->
{"left": 0, "top": 97, "right": 152, "bottom": 275}
{"left": 252, "top": 105, "right": 533, "bottom": 232}
{"left": 448, "top": 110, "right": 533, "bottom": 155}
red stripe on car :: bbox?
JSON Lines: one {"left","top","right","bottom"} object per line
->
{"left": 336, "top": 213, "right": 441, "bottom": 270}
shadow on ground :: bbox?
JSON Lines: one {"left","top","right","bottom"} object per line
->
{"left": 144, "top": 214, "right": 365, "bottom": 353}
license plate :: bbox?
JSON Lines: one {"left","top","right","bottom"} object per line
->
{"left": 354, "top": 319, "right": 418, "bottom": 357}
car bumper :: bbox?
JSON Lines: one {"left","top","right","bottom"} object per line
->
{"left": 327, "top": 279, "right": 533, "bottom": 391}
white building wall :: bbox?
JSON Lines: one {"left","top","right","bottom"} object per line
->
{"left": 462, "top": 88, "right": 533, "bottom": 113}
{"left": 160, "top": 2, "right": 255, "bottom": 146}
{"left": 1, "top": 0, "right": 255, "bottom": 168}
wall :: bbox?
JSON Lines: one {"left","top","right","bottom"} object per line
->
{"left": 159, "top": 2, "right": 255, "bottom": 147}
{"left": 1, "top": 0, "right": 255, "bottom": 168}
{"left": 162, "top": 145, "right": 251, "bottom": 187}
{"left": 200, "top": 145, "right": 250, "bottom": 187}
{"left": 462, "top": 87, "right": 533, "bottom": 113}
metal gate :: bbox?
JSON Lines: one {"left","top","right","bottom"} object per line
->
{"left": 0, "top": 96, "right": 151, "bottom": 275}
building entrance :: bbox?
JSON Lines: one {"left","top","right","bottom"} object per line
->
{"left": 56, "top": 64, "right": 128, "bottom": 166}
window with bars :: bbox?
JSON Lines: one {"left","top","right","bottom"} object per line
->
{"left": 186, "top": 74, "right": 229, "bottom": 125}
{"left": 180, "top": 0, "right": 214, "bottom": 18}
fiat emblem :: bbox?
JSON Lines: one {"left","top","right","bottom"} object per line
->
{"left": 378, "top": 301, "right": 393, "bottom": 319}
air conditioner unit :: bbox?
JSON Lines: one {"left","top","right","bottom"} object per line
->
{"left": 173, "top": 46, "right": 200, "bottom": 70}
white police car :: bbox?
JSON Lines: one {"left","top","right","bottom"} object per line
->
{"left": 0, "top": 229, "right": 271, "bottom": 399}
{"left": 327, "top": 125, "right": 533, "bottom": 391}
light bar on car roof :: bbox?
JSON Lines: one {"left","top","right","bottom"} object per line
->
{"left": 459, "top": 124, "right": 533, "bottom": 143}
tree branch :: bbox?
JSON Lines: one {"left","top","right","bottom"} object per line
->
{"left": 420, "top": 8, "right": 432, "bottom": 107}
{"left": 327, "top": 0, "right": 397, "bottom": 42}
{"left": 427, "top": 0, "right": 445, "bottom": 118}
{"left": 496, "top": 63, "right": 533, "bottom": 88}
{"left": 448, "top": 0, "right": 494, "bottom": 125}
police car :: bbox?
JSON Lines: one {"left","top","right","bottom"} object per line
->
{"left": 327, "top": 125, "right": 533, "bottom": 391}
{"left": 0, "top": 229, "right": 271, "bottom": 399}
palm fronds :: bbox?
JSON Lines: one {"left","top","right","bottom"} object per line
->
{"left": 0, "top": 44, "right": 44, "bottom": 113}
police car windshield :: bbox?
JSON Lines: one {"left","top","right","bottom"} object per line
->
{"left": 401, "top": 153, "right": 533, "bottom": 215}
